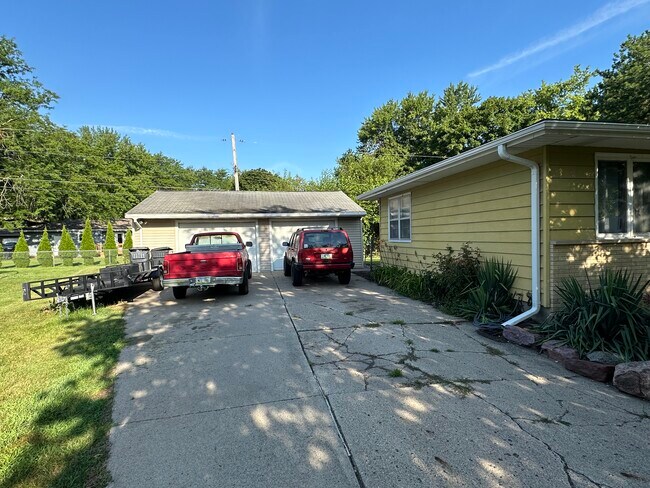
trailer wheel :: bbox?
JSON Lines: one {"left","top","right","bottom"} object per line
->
{"left": 238, "top": 272, "right": 249, "bottom": 295}
{"left": 172, "top": 286, "right": 187, "bottom": 299}
{"left": 151, "top": 277, "right": 163, "bottom": 291}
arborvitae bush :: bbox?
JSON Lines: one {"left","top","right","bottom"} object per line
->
{"left": 36, "top": 228, "right": 54, "bottom": 267}
{"left": 104, "top": 222, "right": 118, "bottom": 265}
{"left": 80, "top": 218, "right": 97, "bottom": 265}
{"left": 12, "top": 231, "right": 30, "bottom": 268}
{"left": 123, "top": 229, "right": 133, "bottom": 263}
{"left": 0, "top": 240, "right": 3, "bottom": 266}
{"left": 58, "top": 226, "right": 78, "bottom": 266}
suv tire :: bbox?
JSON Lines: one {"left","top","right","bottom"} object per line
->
{"left": 338, "top": 270, "right": 351, "bottom": 285}
{"left": 283, "top": 257, "right": 291, "bottom": 277}
{"left": 291, "top": 262, "right": 303, "bottom": 286}
{"left": 172, "top": 286, "right": 188, "bottom": 299}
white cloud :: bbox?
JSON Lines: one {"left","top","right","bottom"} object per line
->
{"left": 106, "top": 125, "right": 217, "bottom": 141}
{"left": 469, "top": 0, "right": 650, "bottom": 78}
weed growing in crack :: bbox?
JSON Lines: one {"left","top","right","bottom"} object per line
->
{"left": 388, "top": 368, "right": 404, "bottom": 378}
{"left": 365, "top": 323, "right": 381, "bottom": 328}
{"left": 485, "top": 345, "right": 505, "bottom": 356}
{"left": 405, "top": 339, "right": 414, "bottom": 346}
{"left": 445, "top": 349, "right": 455, "bottom": 352}
{"left": 391, "top": 319, "right": 406, "bottom": 325}
{"left": 430, "top": 348, "right": 440, "bottom": 353}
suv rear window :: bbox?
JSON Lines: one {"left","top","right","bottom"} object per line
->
{"left": 303, "top": 232, "right": 348, "bottom": 249}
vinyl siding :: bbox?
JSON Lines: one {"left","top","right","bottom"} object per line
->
{"left": 546, "top": 146, "right": 650, "bottom": 242}
{"left": 339, "top": 217, "right": 364, "bottom": 268}
{"left": 137, "top": 219, "right": 177, "bottom": 250}
{"left": 258, "top": 219, "right": 272, "bottom": 272}
{"left": 379, "top": 149, "right": 545, "bottom": 304}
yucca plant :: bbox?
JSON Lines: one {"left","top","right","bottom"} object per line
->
{"left": 538, "top": 270, "right": 650, "bottom": 361}
{"left": 461, "top": 258, "right": 519, "bottom": 326}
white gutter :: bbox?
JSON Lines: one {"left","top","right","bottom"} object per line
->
{"left": 125, "top": 212, "right": 366, "bottom": 220}
{"left": 497, "top": 144, "right": 540, "bottom": 326}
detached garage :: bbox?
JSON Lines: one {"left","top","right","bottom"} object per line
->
{"left": 125, "top": 191, "right": 366, "bottom": 272}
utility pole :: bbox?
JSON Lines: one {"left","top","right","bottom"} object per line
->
{"left": 230, "top": 132, "right": 240, "bottom": 191}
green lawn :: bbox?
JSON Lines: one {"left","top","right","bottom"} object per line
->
{"left": 0, "top": 260, "right": 126, "bottom": 488}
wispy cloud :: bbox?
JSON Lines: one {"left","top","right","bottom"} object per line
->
{"left": 105, "top": 125, "right": 218, "bottom": 141}
{"left": 469, "top": 0, "right": 650, "bottom": 78}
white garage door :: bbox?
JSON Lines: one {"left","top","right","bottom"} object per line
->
{"left": 177, "top": 221, "right": 260, "bottom": 273}
{"left": 269, "top": 219, "right": 335, "bottom": 271}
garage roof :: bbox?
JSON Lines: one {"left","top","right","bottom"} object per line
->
{"left": 126, "top": 190, "right": 366, "bottom": 219}
{"left": 357, "top": 120, "right": 650, "bottom": 200}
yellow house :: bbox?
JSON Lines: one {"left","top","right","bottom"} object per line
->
{"left": 358, "top": 120, "right": 650, "bottom": 323}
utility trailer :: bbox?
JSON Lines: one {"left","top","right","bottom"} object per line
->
{"left": 21, "top": 247, "right": 171, "bottom": 308}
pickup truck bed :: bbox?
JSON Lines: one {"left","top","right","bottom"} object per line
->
{"left": 162, "top": 233, "right": 252, "bottom": 299}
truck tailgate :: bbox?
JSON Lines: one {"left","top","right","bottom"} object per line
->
{"left": 165, "top": 251, "right": 241, "bottom": 278}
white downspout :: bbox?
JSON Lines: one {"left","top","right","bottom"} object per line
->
{"left": 133, "top": 219, "right": 144, "bottom": 247}
{"left": 497, "top": 144, "right": 541, "bottom": 327}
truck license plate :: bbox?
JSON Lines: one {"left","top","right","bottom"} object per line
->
{"left": 321, "top": 253, "right": 332, "bottom": 259}
{"left": 195, "top": 277, "right": 211, "bottom": 284}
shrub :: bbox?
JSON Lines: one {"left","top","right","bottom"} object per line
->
{"left": 12, "top": 231, "right": 30, "bottom": 268}
{"left": 123, "top": 229, "right": 133, "bottom": 264}
{"left": 460, "top": 258, "right": 520, "bottom": 326}
{"left": 58, "top": 226, "right": 78, "bottom": 266}
{"left": 372, "top": 265, "right": 429, "bottom": 301}
{"left": 80, "top": 218, "right": 97, "bottom": 265}
{"left": 423, "top": 243, "right": 481, "bottom": 312}
{"left": 104, "top": 222, "right": 118, "bottom": 265}
{"left": 36, "top": 228, "right": 54, "bottom": 267}
{"left": 0, "top": 240, "right": 3, "bottom": 266}
{"left": 537, "top": 270, "right": 650, "bottom": 361}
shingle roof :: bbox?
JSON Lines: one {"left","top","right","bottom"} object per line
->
{"left": 125, "top": 191, "right": 366, "bottom": 218}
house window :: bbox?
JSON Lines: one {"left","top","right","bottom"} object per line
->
{"left": 388, "top": 193, "right": 411, "bottom": 241}
{"left": 596, "top": 154, "right": 650, "bottom": 237}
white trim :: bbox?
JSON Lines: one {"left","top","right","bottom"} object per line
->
{"left": 388, "top": 193, "right": 412, "bottom": 243}
{"left": 358, "top": 120, "right": 650, "bottom": 201}
{"left": 595, "top": 152, "right": 650, "bottom": 239}
{"left": 126, "top": 212, "right": 366, "bottom": 220}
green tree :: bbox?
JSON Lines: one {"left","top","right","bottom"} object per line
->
{"left": 12, "top": 230, "right": 30, "bottom": 268}
{"left": 589, "top": 30, "right": 650, "bottom": 123}
{"left": 36, "top": 228, "right": 53, "bottom": 267}
{"left": 58, "top": 226, "right": 77, "bottom": 266}
{"left": 104, "top": 222, "right": 117, "bottom": 265}
{"left": 123, "top": 228, "right": 133, "bottom": 263}
{"left": 238, "top": 168, "right": 286, "bottom": 191}
{"left": 80, "top": 218, "right": 96, "bottom": 265}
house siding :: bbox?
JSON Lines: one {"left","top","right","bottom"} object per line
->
{"left": 137, "top": 219, "right": 177, "bottom": 250}
{"left": 379, "top": 149, "right": 545, "bottom": 305}
{"left": 546, "top": 146, "right": 650, "bottom": 307}
{"left": 339, "top": 217, "right": 364, "bottom": 268}
{"left": 258, "top": 218, "right": 272, "bottom": 272}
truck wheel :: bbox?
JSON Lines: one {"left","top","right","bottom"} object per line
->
{"left": 247, "top": 261, "right": 253, "bottom": 279}
{"left": 172, "top": 286, "right": 187, "bottom": 299}
{"left": 338, "top": 270, "right": 351, "bottom": 285}
{"left": 283, "top": 258, "right": 291, "bottom": 277}
{"left": 238, "top": 272, "right": 249, "bottom": 295}
{"left": 151, "top": 277, "right": 163, "bottom": 291}
{"left": 291, "top": 262, "right": 303, "bottom": 286}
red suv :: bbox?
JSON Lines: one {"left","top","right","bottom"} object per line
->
{"left": 282, "top": 227, "right": 354, "bottom": 286}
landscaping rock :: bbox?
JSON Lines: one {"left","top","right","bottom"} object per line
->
{"left": 586, "top": 351, "right": 623, "bottom": 365}
{"left": 502, "top": 325, "right": 541, "bottom": 347}
{"left": 613, "top": 361, "right": 650, "bottom": 400}
{"left": 540, "top": 341, "right": 579, "bottom": 365}
{"left": 564, "top": 358, "right": 615, "bottom": 383}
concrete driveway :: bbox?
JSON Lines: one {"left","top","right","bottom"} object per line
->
{"left": 109, "top": 273, "right": 650, "bottom": 487}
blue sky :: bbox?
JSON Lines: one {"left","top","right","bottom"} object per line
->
{"left": 4, "top": 0, "right": 650, "bottom": 179}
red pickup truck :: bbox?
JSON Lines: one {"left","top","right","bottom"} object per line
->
{"left": 162, "top": 232, "right": 253, "bottom": 299}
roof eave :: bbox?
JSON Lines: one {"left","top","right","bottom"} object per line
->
{"left": 125, "top": 211, "right": 367, "bottom": 220}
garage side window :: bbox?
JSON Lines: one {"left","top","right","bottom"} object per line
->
{"left": 388, "top": 193, "right": 411, "bottom": 242}
{"left": 596, "top": 155, "right": 650, "bottom": 237}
